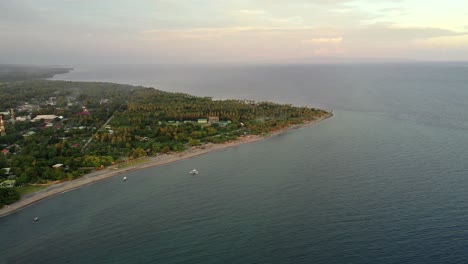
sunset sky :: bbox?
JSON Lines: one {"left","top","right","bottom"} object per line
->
{"left": 1, "top": 0, "right": 468, "bottom": 64}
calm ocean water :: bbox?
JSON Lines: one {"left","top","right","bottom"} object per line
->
{"left": 2, "top": 63, "right": 468, "bottom": 263}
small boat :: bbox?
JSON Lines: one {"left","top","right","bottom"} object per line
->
{"left": 189, "top": 169, "right": 199, "bottom": 175}
{"left": 123, "top": 176, "right": 127, "bottom": 181}
{"left": 33, "top": 217, "right": 39, "bottom": 222}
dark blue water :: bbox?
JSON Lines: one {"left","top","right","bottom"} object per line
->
{"left": 2, "top": 63, "right": 468, "bottom": 263}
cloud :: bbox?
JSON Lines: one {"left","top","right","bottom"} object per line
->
{"left": 412, "top": 34, "right": 468, "bottom": 49}
{"left": 141, "top": 26, "right": 343, "bottom": 43}
{"left": 135, "top": 26, "right": 348, "bottom": 62}
{"left": 303, "top": 37, "right": 343, "bottom": 44}
{"left": 3, "top": 0, "right": 468, "bottom": 64}
{"left": 346, "top": 25, "right": 467, "bottom": 43}
{"left": 379, "top": 7, "right": 405, "bottom": 13}
{"left": 235, "top": 9, "right": 266, "bottom": 15}
{"left": 253, "top": 0, "right": 353, "bottom": 5}
{"left": 141, "top": 25, "right": 465, "bottom": 50}
{"left": 0, "top": 0, "right": 45, "bottom": 24}
{"left": 142, "top": 26, "right": 340, "bottom": 35}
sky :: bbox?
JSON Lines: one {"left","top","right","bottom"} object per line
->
{"left": 1, "top": 0, "right": 468, "bottom": 64}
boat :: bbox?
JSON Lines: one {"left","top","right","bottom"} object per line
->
{"left": 33, "top": 217, "right": 39, "bottom": 222}
{"left": 189, "top": 169, "right": 199, "bottom": 175}
{"left": 123, "top": 176, "right": 127, "bottom": 181}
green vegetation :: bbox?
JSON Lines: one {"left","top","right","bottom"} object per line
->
{"left": 0, "top": 188, "right": 20, "bottom": 208}
{"left": 0, "top": 79, "right": 330, "bottom": 202}
{"left": 115, "top": 157, "right": 151, "bottom": 169}
{"left": 16, "top": 184, "right": 48, "bottom": 196}
{"left": 0, "top": 65, "right": 72, "bottom": 81}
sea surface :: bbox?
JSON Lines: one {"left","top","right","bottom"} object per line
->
{"left": 2, "top": 63, "right": 468, "bottom": 263}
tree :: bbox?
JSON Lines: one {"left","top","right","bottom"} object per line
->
{"left": 188, "top": 138, "right": 202, "bottom": 146}
{"left": 0, "top": 188, "right": 20, "bottom": 207}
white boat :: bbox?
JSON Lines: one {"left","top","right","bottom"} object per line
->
{"left": 123, "top": 176, "right": 127, "bottom": 181}
{"left": 189, "top": 169, "right": 199, "bottom": 175}
{"left": 33, "top": 217, "right": 39, "bottom": 222}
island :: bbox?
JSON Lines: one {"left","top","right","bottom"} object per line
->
{"left": 0, "top": 67, "right": 332, "bottom": 216}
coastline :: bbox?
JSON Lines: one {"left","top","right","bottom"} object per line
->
{"left": 0, "top": 113, "right": 332, "bottom": 218}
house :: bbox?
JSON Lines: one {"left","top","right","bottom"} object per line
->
{"left": 78, "top": 106, "right": 90, "bottom": 115}
{"left": 23, "top": 131, "right": 36, "bottom": 137}
{"left": 219, "top": 120, "right": 232, "bottom": 127}
{"left": 16, "top": 116, "right": 30, "bottom": 121}
{"left": 168, "top": 121, "right": 180, "bottom": 126}
{"left": 18, "top": 103, "right": 39, "bottom": 112}
{"left": 32, "top": 115, "right": 58, "bottom": 123}
{"left": 0, "top": 180, "right": 16, "bottom": 188}
{"left": 100, "top": 99, "right": 111, "bottom": 105}
{"left": 46, "top": 97, "right": 57, "bottom": 106}
{"left": 1, "top": 149, "right": 9, "bottom": 155}
{"left": 197, "top": 119, "right": 208, "bottom": 124}
{"left": 208, "top": 116, "right": 220, "bottom": 123}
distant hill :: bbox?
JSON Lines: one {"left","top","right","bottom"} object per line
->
{"left": 0, "top": 65, "right": 72, "bottom": 81}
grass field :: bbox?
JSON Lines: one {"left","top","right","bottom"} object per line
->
{"left": 17, "top": 185, "right": 48, "bottom": 196}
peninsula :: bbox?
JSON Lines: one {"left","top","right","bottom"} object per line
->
{"left": 0, "top": 67, "right": 331, "bottom": 216}
{"left": 0, "top": 64, "right": 72, "bottom": 82}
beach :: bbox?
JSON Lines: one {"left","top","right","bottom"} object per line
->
{"left": 0, "top": 113, "right": 332, "bottom": 218}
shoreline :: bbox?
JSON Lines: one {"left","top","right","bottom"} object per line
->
{"left": 0, "top": 113, "right": 332, "bottom": 218}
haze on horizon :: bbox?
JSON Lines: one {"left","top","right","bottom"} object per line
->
{"left": 1, "top": 0, "right": 468, "bottom": 65}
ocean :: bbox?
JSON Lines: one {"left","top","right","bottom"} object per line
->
{"left": 1, "top": 63, "right": 468, "bottom": 263}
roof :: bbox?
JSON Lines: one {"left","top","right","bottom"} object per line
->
{"left": 23, "top": 131, "right": 36, "bottom": 136}
{"left": 32, "top": 115, "right": 58, "bottom": 121}
{"left": 0, "top": 180, "right": 15, "bottom": 188}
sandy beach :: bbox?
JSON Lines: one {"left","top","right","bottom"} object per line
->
{"left": 0, "top": 113, "right": 332, "bottom": 218}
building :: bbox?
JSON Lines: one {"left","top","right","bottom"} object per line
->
{"left": 0, "top": 116, "right": 5, "bottom": 136}
{"left": 197, "top": 119, "right": 208, "bottom": 124}
{"left": 0, "top": 180, "right": 15, "bottom": 188}
{"left": 32, "top": 115, "right": 58, "bottom": 123}
{"left": 1, "top": 168, "right": 11, "bottom": 175}
{"left": 23, "top": 131, "right": 36, "bottom": 137}
{"left": 16, "top": 116, "right": 31, "bottom": 121}
{"left": 219, "top": 120, "right": 232, "bottom": 127}
{"left": 208, "top": 116, "right": 220, "bottom": 123}
{"left": 78, "top": 106, "right": 91, "bottom": 115}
